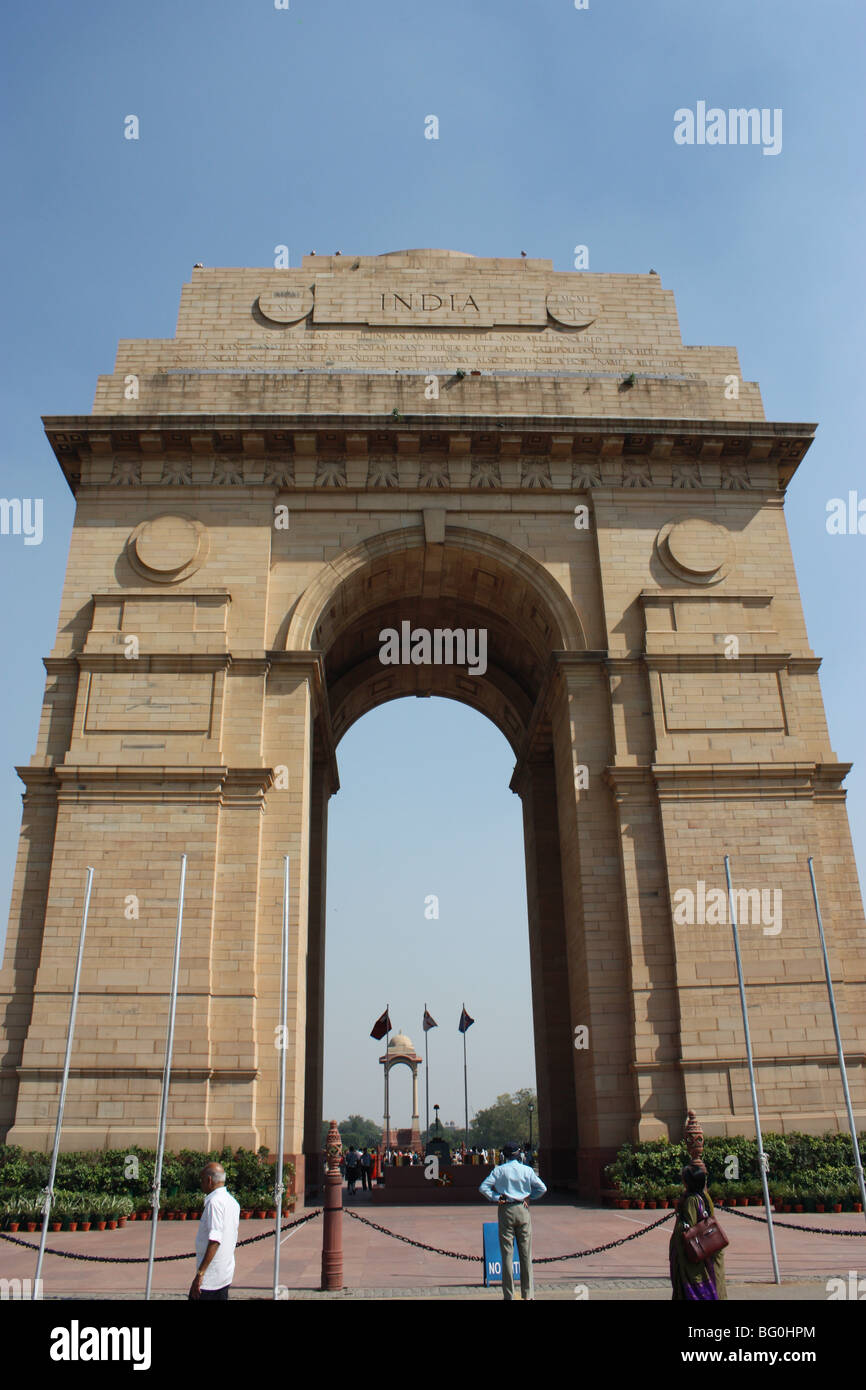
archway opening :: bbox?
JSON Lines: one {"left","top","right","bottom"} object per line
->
{"left": 320, "top": 697, "right": 536, "bottom": 1160}
{"left": 297, "top": 525, "right": 584, "bottom": 1194}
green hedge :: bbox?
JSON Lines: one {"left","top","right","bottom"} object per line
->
{"left": 605, "top": 1131, "right": 865, "bottom": 1192}
{"left": 0, "top": 1145, "right": 293, "bottom": 1199}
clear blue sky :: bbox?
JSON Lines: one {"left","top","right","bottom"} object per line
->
{"left": 0, "top": 0, "right": 864, "bottom": 1131}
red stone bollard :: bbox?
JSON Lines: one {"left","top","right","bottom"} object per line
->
{"left": 321, "top": 1119, "right": 343, "bottom": 1291}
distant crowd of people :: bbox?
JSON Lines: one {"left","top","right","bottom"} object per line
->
{"left": 334, "top": 1142, "right": 537, "bottom": 1192}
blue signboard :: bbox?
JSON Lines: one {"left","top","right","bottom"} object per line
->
{"left": 482, "top": 1221, "right": 521, "bottom": 1286}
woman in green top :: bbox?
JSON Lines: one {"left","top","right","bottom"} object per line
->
{"left": 669, "top": 1162, "right": 727, "bottom": 1300}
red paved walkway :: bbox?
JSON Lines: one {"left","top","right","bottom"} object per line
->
{"left": 2, "top": 1197, "right": 863, "bottom": 1298}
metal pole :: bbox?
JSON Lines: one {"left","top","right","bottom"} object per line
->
{"left": 145, "top": 853, "right": 187, "bottom": 1300}
{"left": 807, "top": 857, "right": 866, "bottom": 1221}
{"left": 384, "top": 1018, "right": 390, "bottom": 1156}
{"left": 463, "top": 1029, "right": 469, "bottom": 1144}
{"left": 34, "top": 867, "right": 94, "bottom": 1297}
{"left": 724, "top": 855, "right": 781, "bottom": 1284}
{"left": 424, "top": 1006, "right": 430, "bottom": 1146}
{"left": 273, "top": 856, "right": 291, "bottom": 1297}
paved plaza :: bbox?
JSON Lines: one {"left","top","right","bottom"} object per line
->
{"left": 1, "top": 1197, "right": 861, "bottom": 1300}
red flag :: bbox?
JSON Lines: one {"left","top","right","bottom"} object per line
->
{"left": 370, "top": 1008, "right": 391, "bottom": 1040}
{"left": 458, "top": 1005, "right": 474, "bottom": 1033}
{"left": 423, "top": 1007, "right": 438, "bottom": 1032}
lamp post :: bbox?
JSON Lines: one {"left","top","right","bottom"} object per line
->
{"left": 528, "top": 1102, "right": 534, "bottom": 1152}
{"left": 433, "top": 1103, "right": 440, "bottom": 1136}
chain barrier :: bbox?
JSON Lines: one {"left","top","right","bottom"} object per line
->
{"left": 345, "top": 1206, "right": 675, "bottom": 1262}
{"left": 723, "top": 1206, "right": 866, "bottom": 1237}
{"left": 3, "top": 1201, "right": 861, "bottom": 1270}
{"left": 0, "top": 1208, "right": 322, "bottom": 1264}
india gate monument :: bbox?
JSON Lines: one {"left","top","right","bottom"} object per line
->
{"left": 1, "top": 249, "right": 864, "bottom": 1198}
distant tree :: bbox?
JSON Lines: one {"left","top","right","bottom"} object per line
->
{"left": 320, "top": 1115, "right": 382, "bottom": 1150}
{"left": 470, "top": 1089, "right": 538, "bottom": 1148}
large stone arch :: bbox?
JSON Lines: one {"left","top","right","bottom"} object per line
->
{"left": 4, "top": 252, "right": 863, "bottom": 1210}
{"left": 293, "top": 522, "right": 589, "bottom": 1189}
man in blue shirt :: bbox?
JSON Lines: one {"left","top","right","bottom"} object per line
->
{"left": 479, "top": 1142, "right": 547, "bottom": 1300}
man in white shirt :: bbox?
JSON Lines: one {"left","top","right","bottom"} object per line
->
{"left": 189, "top": 1163, "right": 241, "bottom": 1300}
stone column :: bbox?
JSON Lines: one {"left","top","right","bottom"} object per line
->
{"left": 514, "top": 754, "right": 578, "bottom": 1185}
{"left": 549, "top": 658, "right": 636, "bottom": 1196}
{"left": 257, "top": 658, "right": 316, "bottom": 1197}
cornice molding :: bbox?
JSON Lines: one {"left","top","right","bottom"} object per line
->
{"left": 604, "top": 761, "right": 851, "bottom": 802}
{"left": 44, "top": 414, "right": 815, "bottom": 497}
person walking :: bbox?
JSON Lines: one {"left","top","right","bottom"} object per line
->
{"left": 360, "top": 1147, "right": 373, "bottom": 1191}
{"left": 345, "top": 1146, "right": 359, "bottom": 1194}
{"left": 188, "top": 1162, "right": 240, "bottom": 1301}
{"left": 479, "top": 1142, "right": 547, "bottom": 1300}
{"left": 669, "top": 1162, "right": 727, "bottom": 1300}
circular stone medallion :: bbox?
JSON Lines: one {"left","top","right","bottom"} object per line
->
{"left": 129, "top": 515, "right": 207, "bottom": 583}
{"left": 546, "top": 292, "right": 598, "bottom": 329}
{"left": 657, "top": 517, "right": 732, "bottom": 583}
{"left": 258, "top": 286, "right": 314, "bottom": 324}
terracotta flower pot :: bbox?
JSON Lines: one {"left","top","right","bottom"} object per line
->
{"left": 80, "top": 1221, "right": 91, "bottom": 1232}
{"left": 127, "top": 1213, "right": 136, "bottom": 1222}
{"left": 178, "top": 1212, "right": 187, "bottom": 1221}
{"left": 794, "top": 1204, "right": 804, "bottom": 1213}
{"left": 190, "top": 1211, "right": 201, "bottom": 1220}
{"left": 854, "top": 1204, "right": 863, "bottom": 1213}
{"left": 241, "top": 1210, "right": 251, "bottom": 1219}
{"left": 68, "top": 1221, "right": 78, "bottom": 1232}
{"left": 107, "top": 1220, "right": 117, "bottom": 1230}
{"left": 50, "top": 1221, "right": 62, "bottom": 1232}
{"left": 96, "top": 1221, "right": 107, "bottom": 1231}
{"left": 659, "top": 1199, "right": 669, "bottom": 1208}
{"left": 256, "top": 1210, "right": 267, "bottom": 1220}
{"left": 118, "top": 1217, "right": 127, "bottom": 1227}
{"left": 25, "top": 1222, "right": 37, "bottom": 1232}
{"left": 267, "top": 1209, "right": 277, "bottom": 1219}
{"left": 8, "top": 1222, "right": 19, "bottom": 1232}
{"left": 633, "top": 1200, "right": 645, "bottom": 1210}
{"left": 833, "top": 1204, "right": 843, "bottom": 1213}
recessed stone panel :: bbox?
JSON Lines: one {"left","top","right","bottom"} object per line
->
{"left": 84, "top": 672, "right": 214, "bottom": 733}
{"left": 660, "top": 670, "right": 785, "bottom": 731}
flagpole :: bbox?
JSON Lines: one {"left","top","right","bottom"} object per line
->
{"left": 384, "top": 1011, "right": 391, "bottom": 1155}
{"left": 34, "top": 866, "right": 94, "bottom": 1297}
{"left": 724, "top": 854, "right": 780, "bottom": 1285}
{"left": 273, "top": 855, "right": 290, "bottom": 1299}
{"left": 807, "top": 857, "right": 866, "bottom": 1222}
{"left": 463, "top": 1014, "right": 469, "bottom": 1143}
{"left": 424, "top": 1004, "right": 430, "bottom": 1145}
{"left": 146, "top": 853, "right": 187, "bottom": 1300}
